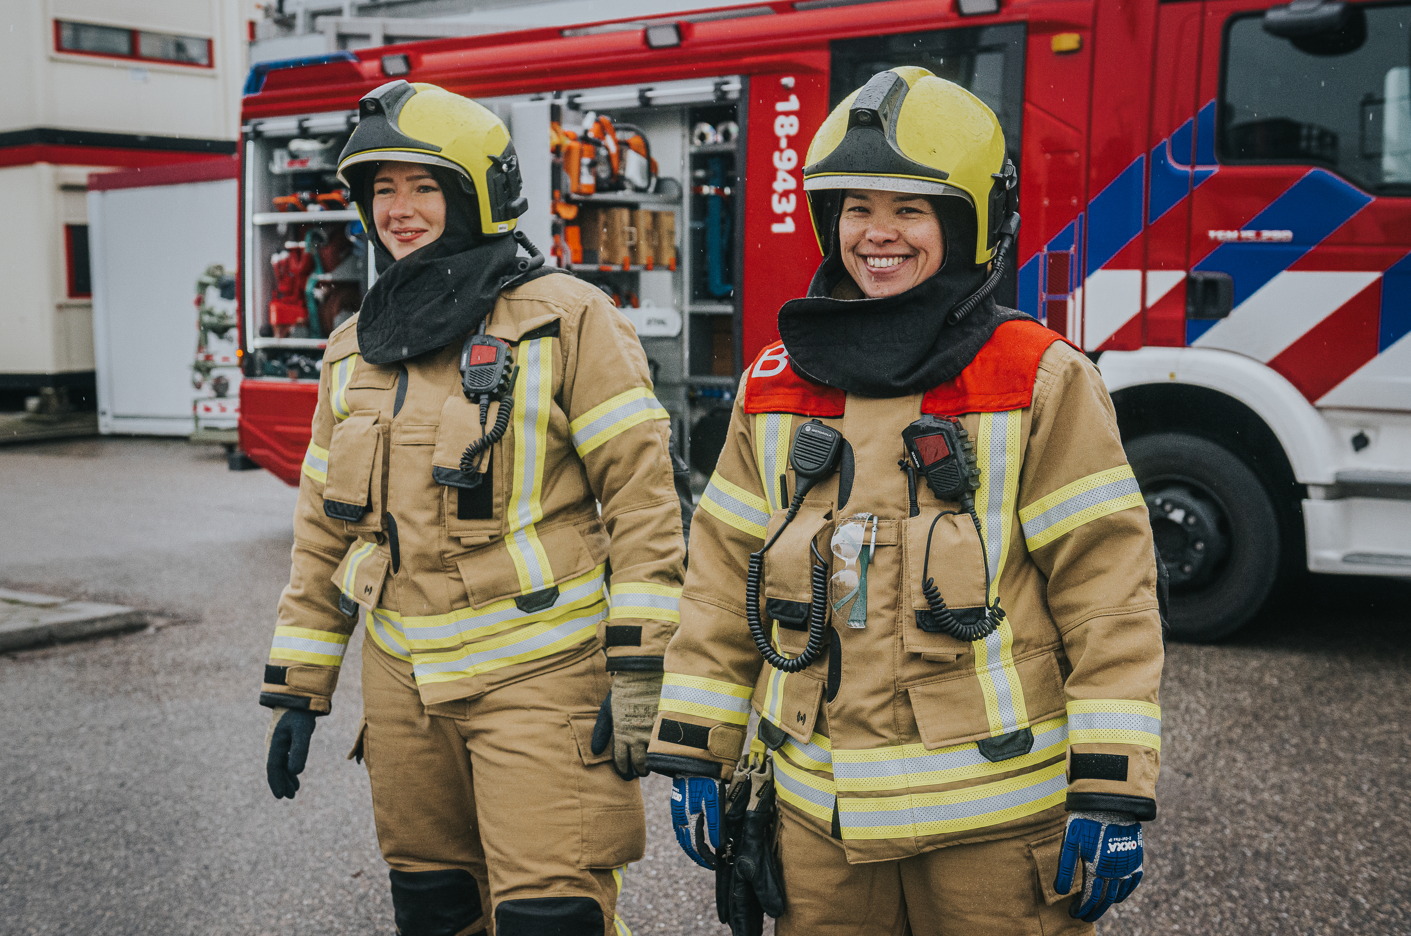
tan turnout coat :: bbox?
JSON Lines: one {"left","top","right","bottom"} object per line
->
{"left": 648, "top": 318, "right": 1164, "bottom": 864}
{"left": 261, "top": 272, "right": 685, "bottom": 714}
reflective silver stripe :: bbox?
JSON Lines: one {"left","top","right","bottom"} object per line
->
{"left": 411, "top": 606, "right": 604, "bottom": 679}
{"left": 401, "top": 572, "right": 604, "bottom": 643}
{"left": 570, "top": 389, "right": 667, "bottom": 455}
{"left": 760, "top": 666, "right": 786, "bottom": 727}
{"left": 757, "top": 413, "right": 790, "bottom": 512}
{"left": 699, "top": 472, "right": 770, "bottom": 539}
{"left": 1020, "top": 474, "right": 1143, "bottom": 548}
{"left": 803, "top": 173, "right": 965, "bottom": 200}
{"left": 838, "top": 768, "right": 1068, "bottom": 830}
{"left": 330, "top": 353, "right": 358, "bottom": 421}
{"left": 608, "top": 583, "right": 680, "bottom": 621}
{"left": 369, "top": 610, "right": 410, "bottom": 661}
{"left": 833, "top": 719, "right": 1067, "bottom": 784}
{"left": 659, "top": 684, "right": 751, "bottom": 714}
{"left": 507, "top": 337, "right": 553, "bottom": 591}
{"left": 270, "top": 634, "right": 348, "bottom": 660}
{"left": 1069, "top": 712, "right": 1162, "bottom": 736}
{"left": 970, "top": 409, "right": 1027, "bottom": 739}
{"left": 781, "top": 734, "right": 833, "bottom": 770}
{"left": 774, "top": 759, "right": 836, "bottom": 812}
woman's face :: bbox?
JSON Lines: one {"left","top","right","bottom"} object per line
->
{"left": 837, "top": 190, "right": 945, "bottom": 298}
{"left": 372, "top": 162, "right": 447, "bottom": 260}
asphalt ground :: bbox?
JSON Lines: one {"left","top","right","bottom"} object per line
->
{"left": 0, "top": 437, "right": 1408, "bottom": 935}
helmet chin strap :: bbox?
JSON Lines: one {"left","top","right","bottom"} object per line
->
{"left": 944, "top": 210, "right": 1019, "bottom": 326}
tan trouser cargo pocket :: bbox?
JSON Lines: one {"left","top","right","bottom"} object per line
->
{"left": 762, "top": 507, "right": 832, "bottom": 655}
{"left": 900, "top": 510, "right": 987, "bottom": 659}
{"left": 324, "top": 412, "right": 387, "bottom": 533}
{"left": 331, "top": 538, "right": 390, "bottom": 612}
{"left": 1027, "top": 826, "right": 1075, "bottom": 904}
{"left": 572, "top": 715, "right": 647, "bottom": 868}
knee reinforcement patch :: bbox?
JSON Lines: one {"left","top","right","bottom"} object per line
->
{"left": 388, "top": 868, "right": 483, "bottom": 936}
{"left": 495, "top": 896, "right": 603, "bottom": 936}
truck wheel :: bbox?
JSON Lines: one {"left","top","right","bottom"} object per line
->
{"left": 1125, "top": 433, "right": 1279, "bottom": 642}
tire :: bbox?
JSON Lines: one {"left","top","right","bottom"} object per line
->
{"left": 1125, "top": 433, "right": 1280, "bottom": 642}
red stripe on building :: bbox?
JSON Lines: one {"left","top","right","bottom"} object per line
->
{"left": 0, "top": 145, "right": 230, "bottom": 170}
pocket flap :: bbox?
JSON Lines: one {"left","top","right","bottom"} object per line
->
{"left": 331, "top": 539, "right": 390, "bottom": 611}
{"left": 432, "top": 393, "right": 498, "bottom": 474}
{"left": 906, "top": 650, "right": 1067, "bottom": 751}
{"left": 754, "top": 668, "right": 823, "bottom": 745}
{"left": 456, "top": 521, "right": 602, "bottom": 610}
{"left": 762, "top": 507, "right": 831, "bottom": 606}
{"left": 904, "top": 511, "right": 989, "bottom": 613}
{"left": 324, "top": 413, "right": 385, "bottom": 525}
{"left": 570, "top": 712, "right": 613, "bottom": 765}
{"left": 1028, "top": 826, "right": 1076, "bottom": 905}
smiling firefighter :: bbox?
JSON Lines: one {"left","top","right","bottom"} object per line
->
{"left": 647, "top": 68, "right": 1166, "bottom": 935}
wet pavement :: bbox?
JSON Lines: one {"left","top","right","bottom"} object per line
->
{"left": 0, "top": 437, "right": 1407, "bottom": 935}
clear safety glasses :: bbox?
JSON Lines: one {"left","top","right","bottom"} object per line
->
{"left": 830, "top": 514, "right": 877, "bottom": 629}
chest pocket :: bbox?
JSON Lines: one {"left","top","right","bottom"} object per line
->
{"left": 432, "top": 393, "right": 504, "bottom": 545}
{"left": 761, "top": 506, "right": 832, "bottom": 656}
{"left": 324, "top": 412, "right": 388, "bottom": 533}
{"left": 899, "top": 510, "right": 986, "bottom": 662}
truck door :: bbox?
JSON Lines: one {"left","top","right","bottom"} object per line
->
{"left": 1188, "top": 1, "right": 1411, "bottom": 410}
{"left": 1143, "top": 0, "right": 1211, "bottom": 347}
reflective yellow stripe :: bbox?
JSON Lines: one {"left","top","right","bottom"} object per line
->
{"left": 507, "top": 337, "right": 555, "bottom": 592}
{"left": 399, "top": 566, "right": 606, "bottom": 651}
{"left": 698, "top": 471, "right": 769, "bottom": 539}
{"left": 368, "top": 608, "right": 411, "bottom": 662}
{"left": 972, "top": 410, "right": 1029, "bottom": 735}
{"left": 659, "top": 673, "right": 752, "bottom": 725}
{"left": 779, "top": 731, "right": 833, "bottom": 774}
{"left": 407, "top": 601, "right": 606, "bottom": 684}
{"left": 611, "top": 866, "right": 632, "bottom": 936}
{"left": 837, "top": 760, "right": 1068, "bottom": 840}
{"left": 338, "top": 541, "right": 377, "bottom": 601}
{"left": 329, "top": 353, "right": 359, "bottom": 421}
{"left": 773, "top": 752, "right": 836, "bottom": 821}
{"left": 1019, "top": 465, "right": 1145, "bottom": 550}
{"left": 1067, "top": 699, "right": 1162, "bottom": 751}
{"left": 269, "top": 625, "right": 350, "bottom": 666}
{"left": 754, "top": 413, "right": 793, "bottom": 512}
{"left": 301, "top": 441, "right": 328, "bottom": 484}
{"left": 570, "top": 387, "right": 669, "bottom": 456}
{"left": 832, "top": 717, "right": 1067, "bottom": 793}
{"left": 609, "top": 582, "right": 681, "bottom": 622}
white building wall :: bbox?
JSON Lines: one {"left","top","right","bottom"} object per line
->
{"left": 0, "top": 164, "right": 59, "bottom": 376}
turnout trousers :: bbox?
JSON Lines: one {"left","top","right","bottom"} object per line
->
{"left": 358, "top": 636, "right": 645, "bottom": 936}
{"left": 774, "top": 807, "right": 1095, "bottom": 936}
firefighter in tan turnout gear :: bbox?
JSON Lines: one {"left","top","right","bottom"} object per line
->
{"left": 259, "top": 81, "right": 685, "bottom": 936}
{"left": 647, "top": 68, "right": 1164, "bottom": 934}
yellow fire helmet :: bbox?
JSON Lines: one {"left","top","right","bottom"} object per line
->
{"left": 802, "top": 67, "right": 1018, "bottom": 266}
{"left": 337, "top": 80, "right": 527, "bottom": 238}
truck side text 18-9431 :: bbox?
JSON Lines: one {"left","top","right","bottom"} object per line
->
{"left": 236, "top": 0, "right": 1411, "bottom": 640}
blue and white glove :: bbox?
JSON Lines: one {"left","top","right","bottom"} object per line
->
{"left": 670, "top": 776, "right": 721, "bottom": 869}
{"left": 1054, "top": 810, "right": 1144, "bottom": 922}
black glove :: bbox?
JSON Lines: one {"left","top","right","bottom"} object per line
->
{"left": 265, "top": 707, "right": 317, "bottom": 799}
{"left": 716, "top": 758, "right": 786, "bottom": 936}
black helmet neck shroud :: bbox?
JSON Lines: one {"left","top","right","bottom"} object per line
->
{"left": 356, "top": 165, "right": 552, "bottom": 366}
{"left": 778, "top": 197, "right": 1029, "bottom": 398}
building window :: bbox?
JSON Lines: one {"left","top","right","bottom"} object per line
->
{"left": 65, "top": 225, "right": 92, "bottom": 299}
{"left": 55, "top": 20, "right": 212, "bottom": 68}
{"left": 1220, "top": 4, "right": 1411, "bottom": 193}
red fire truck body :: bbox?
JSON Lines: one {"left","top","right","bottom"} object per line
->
{"left": 238, "top": 0, "right": 1411, "bottom": 639}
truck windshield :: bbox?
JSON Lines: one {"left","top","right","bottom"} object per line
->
{"left": 1221, "top": 4, "right": 1411, "bottom": 193}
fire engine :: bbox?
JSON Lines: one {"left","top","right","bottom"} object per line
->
{"left": 236, "top": 0, "right": 1411, "bottom": 641}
